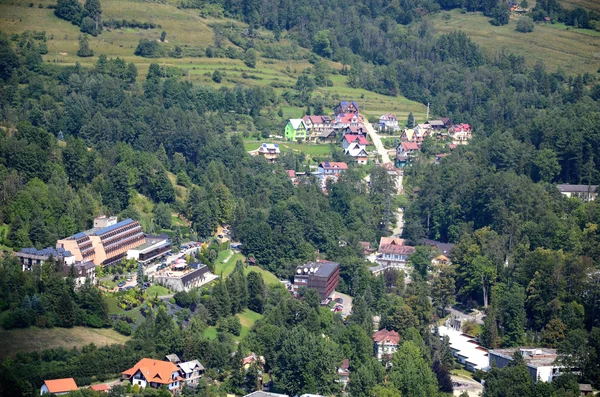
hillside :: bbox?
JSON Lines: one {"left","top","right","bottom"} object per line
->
{"left": 0, "top": 0, "right": 427, "bottom": 120}
{"left": 432, "top": 9, "right": 600, "bottom": 76}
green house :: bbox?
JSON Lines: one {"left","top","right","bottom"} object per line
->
{"left": 284, "top": 119, "right": 308, "bottom": 141}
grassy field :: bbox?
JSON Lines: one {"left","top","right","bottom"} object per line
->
{"left": 203, "top": 309, "right": 263, "bottom": 340}
{"left": 433, "top": 10, "right": 600, "bottom": 76}
{"left": 561, "top": 0, "right": 600, "bottom": 12}
{"left": 146, "top": 284, "right": 170, "bottom": 296}
{"left": 244, "top": 138, "right": 335, "bottom": 157}
{"left": 0, "top": 0, "right": 426, "bottom": 117}
{"left": 215, "top": 250, "right": 280, "bottom": 286}
{"left": 0, "top": 326, "right": 129, "bottom": 358}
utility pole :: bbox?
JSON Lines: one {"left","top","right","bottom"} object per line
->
{"left": 426, "top": 102, "right": 430, "bottom": 121}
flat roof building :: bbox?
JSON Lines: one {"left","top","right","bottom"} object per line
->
{"left": 16, "top": 247, "right": 75, "bottom": 271}
{"left": 126, "top": 234, "right": 171, "bottom": 264}
{"left": 488, "top": 347, "right": 568, "bottom": 383}
{"left": 57, "top": 216, "right": 145, "bottom": 267}
{"left": 293, "top": 261, "right": 340, "bottom": 300}
{"left": 438, "top": 325, "right": 488, "bottom": 372}
{"left": 155, "top": 264, "right": 212, "bottom": 292}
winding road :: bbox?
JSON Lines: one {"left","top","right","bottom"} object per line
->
{"left": 362, "top": 115, "right": 392, "bottom": 164}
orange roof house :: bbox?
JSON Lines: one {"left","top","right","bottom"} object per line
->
{"left": 89, "top": 384, "right": 110, "bottom": 392}
{"left": 122, "top": 358, "right": 183, "bottom": 391}
{"left": 41, "top": 378, "right": 78, "bottom": 395}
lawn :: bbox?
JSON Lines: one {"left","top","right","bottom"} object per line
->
{"left": 215, "top": 250, "right": 280, "bottom": 286}
{"left": 244, "top": 139, "right": 335, "bottom": 157}
{"left": 0, "top": 326, "right": 129, "bottom": 358}
{"left": 202, "top": 309, "right": 263, "bottom": 340}
{"left": 146, "top": 284, "right": 171, "bottom": 297}
{"left": 433, "top": 10, "right": 600, "bottom": 76}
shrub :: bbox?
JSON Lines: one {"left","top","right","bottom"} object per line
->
{"left": 114, "top": 320, "right": 132, "bottom": 336}
{"left": 134, "top": 39, "right": 163, "bottom": 58}
{"left": 516, "top": 17, "right": 535, "bottom": 32}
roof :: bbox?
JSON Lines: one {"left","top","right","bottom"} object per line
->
{"left": 318, "top": 129, "right": 336, "bottom": 138}
{"left": 303, "top": 115, "right": 330, "bottom": 124}
{"left": 123, "top": 358, "right": 180, "bottom": 384}
{"left": 336, "top": 101, "right": 359, "bottom": 112}
{"left": 343, "top": 134, "right": 368, "bottom": 145}
{"left": 380, "top": 114, "right": 397, "bottom": 120}
{"left": 379, "top": 237, "right": 406, "bottom": 247}
{"left": 243, "top": 353, "right": 265, "bottom": 366}
{"left": 181, "top": 266, "right": 208, "bottom": 284}
{"left": 244, "top": 392, "right": 289, "bottom": 397}
{"left": 336, "top": 113, "right": 359, "bottom": 123}
{"left": 289, "top": 119, "right": 306, "bottom": 130}
{"left": 18, "top": 247, "right": 73, "bottom": 258}
{"left": 286, "top": 170, "right": 296, "bottom": 178}
{"left": 379, "top": 244, "right": 415, "bottom": 255}
{"left": 427, "top": 120, "right": 445, "bottom": 126}
{"left": 94, "top": 218, "right": 136, "bottom": 236}
{"left": 43, "top": 378, "right": 78, "bottom": 394}
{"left": 314, "top": 261, "right": 339, "bottom": 278}
{"left": 401, "top": 142, "right": 419, "bottom": 151}
{"left": 438, "top": 326, "right": 488, "bottom": 370}
{"left": 579, "top": 384, "right": 593, "bottom": 392}
{"left": 434, "top": 254, "right": 450, "bottom": 263}
{"left": 340, "top": 358, "right": 350, "bottom": 370}
{"left": 489, "top": 348, "right": 558, "bottom": 367}
{"left": 178, "top": 360, "right": 204, "bottom": 373}
{"left": 89, "top": 384, "right": 109, "bottom": 392}
{"left": 372, "top": 329, "right": 401, "bottom": 345}
{"left": 319, "top": 161, "right": 348, "bottom": 171}
{"left": 345, "top": 144, "right": 368, "bottom": 157}
{"left": 165, "top": 354, "right": 181, "bottom": 363}
{"left": 557, "top": 184, "right": 598, "bottom": 193}
{"left": 423, "top": 239, "right": 455, "bottom": 256}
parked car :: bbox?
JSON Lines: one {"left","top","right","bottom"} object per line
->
{"left": 334, "top": 298, "right": 343, "bottom": 304}
{"left": 166, "top": 252, "right": 172, "bottom": 256}
{"left": 218, "top": 234, "right": 224, "bottom": 239}
{"left": 126, "top": 276, "right": 132, "bottom": 281}
{"left": 118, "top": 281, "right": 125, "bottom": 287}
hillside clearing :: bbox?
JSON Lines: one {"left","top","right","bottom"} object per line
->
{"left": 0, "top": 326, "right": 129, "bottom": 358}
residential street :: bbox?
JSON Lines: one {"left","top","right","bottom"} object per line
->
{"left": 362, "top": 116, "right": 392, "bottom": 164}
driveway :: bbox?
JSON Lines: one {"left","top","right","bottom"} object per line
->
{"left": 362, "top": 116, "right": 392, "bottom": 164}
{"left": 331, "top": 291, "right": 353, "bottom": 318}
{"left": 145, "top": 245, "right": 200, "bottom": 276}
{"left": 392, "top": 208, "right": 404, "bottom": 236}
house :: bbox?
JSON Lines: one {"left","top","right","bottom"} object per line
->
{"left": 343, "top": 124, "right": 367, "bottom": 135}
{"left": 373, "top": 329, "right": 401, "bottom": 361}
{"left": 337, "top": 358, "right": 350, "bottom": 389}
{"left": 257, "top": 143, "right": 280, "bottom": 162}
{"left": 448, "top": 124, "right": 472, "bottom": 145}
{"left": 318, "top": 161, "right": 348, "bottom": 175}
{"left": 126, "top": 234, "right": 171, "bottom": 264}
{"left": 438, "top": 326, "right": 488, "bottom": 372}
{"left": 440, "top": 117, "right": 453, "bottom": 129}
{"left": 396, "top": 142, "right": 419, "bottom": 165}
{"left": 426, "top": 119, "right": 446, "bottom": 130}
{"left": 488, "top": 348, "right": 570, "bottom": 383}
{"left": 316, "top": 128, "right": 337, "bottom": 143}
{"left": 16, "top": 247, "right": 76, "bottom": 271}
{"left": 375, "top": 237, "right": 415, "bottom": 274}
{"left": 360, "top": 241, "right": 375, "bottom": 255}
{"left": 122, "top": 358, "right": 184, "bottom": 391}
{"left": 423, "top": 239, "right": 455, "bottom": 257}
{"left": 343, "top": 134, "right": 369, "bottom": 165}
{"left": 284, "top": 119, "right": 308, "bottom": 141}
{"left": 41, "top": 378, "right": 78, "bottom": 395}
{"left": 401, "top": 128, "right": 415, "bottom": 144}
{"left": 177, "top": 360, "right": 204, "bottom": 386}
{"left": 413, "top": 124, "right": 432, "bottom": 145}
{"left": 432, "top": 254, "right": 451, "bottom": 267}
{"left": 89, "top": 384, "right": 110, "bottom": 393}
{"left": 579, "top": 384, "right": 594, "bottom": 396}
{"left": 379, "top": 114, "right": 399, "bottom": 131}
{"left": 293, "top": 261, "right": 340, "bottom": 300}
{"left": 334, "top": 101, "right": 359, "bottom": 116}
{"left": 334, "top": 113, "right": 361, "bottom": 130}
{"left": 56, "top": 216, "right": 145, "bottom": 267}
{"left": 155, "top": 264, "right": 211, "bottom": 292}
{"left": 243, "top": 353, "right": 266, "bottom": 370}
{"left": 557, "top": 184, "right": 598, "bottom": 201}
{"left": 63, "top": 261, "right": 97, "bottom": 288}
{"left": 342, "top": 134, "right": 368, "bottom": 150}
{"left": 302, "top": 115, "right": 332, "bottom": 138}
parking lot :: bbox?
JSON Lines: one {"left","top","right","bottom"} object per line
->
{"left": 330, "top": 291, "right": 353, "bottom": 318}
{"left": 145, "top": 243, "right": 202, "bottom": 276}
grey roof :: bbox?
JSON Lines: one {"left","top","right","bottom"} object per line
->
{"left": 490, "top": 348, "right": 558, "bottom": 367}
{"left": 178, "top": 360, "right": 204, "bottom": 373}
{"left": 76, "top": 261, "right": 96, "bottom": 271}
{"left": 19, "top": 247, "right": 72, "bottom": 258}
{"left": 181, "top": 266, "right": 209, "bottom": 284}
{"left": 165, "top": 354, "right": 181, "bottom": 363}
{"left": 314, "top": 261, "right": 339, "bottom": 278}
{"left": 557, "top": 184, "right": 598, "bottom": 193}
{"left": 244, "top": 392, "right": 289, "bottom": 397}
{"left": 579, "top": 384, "right": 593, "bottom": 392}
{"left": 423, "top": 239, "right": 455, "bottom": 256}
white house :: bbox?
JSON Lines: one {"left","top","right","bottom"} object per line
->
{"left": 557, "top": 184, "right": 598, "bottom": 201}
{"left": 318, "top": 161, "right": 348, "bottom": 175}
{"left": 373, "top": 329, "right": 401, "bottom": 361}
{"left": 448, "top": 123, "right": 472, "bottom": 145}
{"left": 438, "top": 325, "right": 488, "bottom": 372}
{"left": 122, "top": 358, "right": 183, "bottom": 392}
{"left": 379, "top": 114, "right": 399, "bottom": 131}
{"left": 177, "top": 360, "right": 204, "bottom": 386}
{"left": 41, "top": 378, "right": 78, "bottom": 395}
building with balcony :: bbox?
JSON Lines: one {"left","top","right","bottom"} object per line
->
{"left": 126, "top": 234, "right": 171, "bottom": 264}
{"left": 488, "top": 348, "right": 570, "bottom": 383}
{"left": 56, "top": 216, "right": 145, "bottom": 267}
{"left": 16, "top": 247, "right": 75, "bottom": 271}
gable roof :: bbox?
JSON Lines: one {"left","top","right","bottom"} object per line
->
{"left": 379, "top": 244, "right": 415, "bottom": 255}
{"left": 380, "top": 114, "right": 397, "bottom": 121}
{"left": 379, "top": 237, "right": 405, "bottom": 247}
{"left": 372, "top": 329, "right": 401, "bottom": 345}
{"left": 336, "top": 113, "right": 359, "bottom": 123}
{"left": 401, "top": 142, "right": 419, "bottom": 151}
{"left": 122, "top": 358, "right": 180, "bottom": 385}
{"left": 557, "top": 184, "right": 598, "bottom": 193}
{"left": 178, "top": 360, "right": 204, "bottom": 374}
{"left": 43, "top": 378, "right": 78, "bottom": 394}
{"left": 427, "top": 120, "right": 445, "bottom": 126}
{"left": 289, "top": 119, "right": 306, "bottom": 130}
{"left": 344, "top": 134, "right": 368, "bottom": 145}
{"left": 89, "top": 384, "right": 109, "bottom": 392}
{"left": 165, "top": 354, "right": 181, "bottom": 363}
{"left": 319, "top": 162, "right": 348, "bottom": 171}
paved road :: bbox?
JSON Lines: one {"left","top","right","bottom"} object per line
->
{"left": 362, "top": 116, "right": 392, "bottom": 164}
{"left": 451, "top": 375, "right": 483, "bottom": 397}
{"left": 392, "top": 207, "right": 404, "bottom": 237}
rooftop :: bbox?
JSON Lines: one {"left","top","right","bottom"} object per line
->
{"left": 18, "top": 247, "right": 73, "bottom": 258}
{"left": 423, "top": 239, "right": 455, "bottom": 256}
{"left": 295, "top": 261, "right": 339, "bottom": 278}
{"left": 43, "top": 378, "right": 78, "bottom": 394}
{"left": 556, "top": 184, "right": 598, "bottom": 193}
{"left": 95, "top": 218, "right": 136, "bottom": 236}
{"left": 122, "top": 358, "right": 180, "bottom": 385}
{"left": 319, "top": 161, "right": 348, "bottom": 170}
{"left": 490, "top": 347, "right": 558, "bottom": 367}
{"left": 372, "top": 329, "right": 401, "bottom": 345}
{"left": 438, "top": 326, "right": 488, "bottom": 370}
{"left": 244, "top": 392, "right": 289, "bottom": 397}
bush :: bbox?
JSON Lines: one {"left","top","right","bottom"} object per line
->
{"left": 212, "top": 70, "right": 222, "bottom": 83}
{"left": 216, "top": 316, "right": 242, "bottom": 336}
{"left": 516, "top": 17, "right": 535, "bottom": 32}
{"left": 134, "top": 39, "right": 163, "bottom": 58}
{"left": 114, "top": 320, "right": 132, "bottom": 336}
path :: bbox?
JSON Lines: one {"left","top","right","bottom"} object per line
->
{"left": 392, "top": 208, "right": 404, "bottom": 237}
{"left": 362, "top": 115, "right": 391, "bottom": 164}
{"left": 451, "top": 375, "right": 483, "bottom": 397}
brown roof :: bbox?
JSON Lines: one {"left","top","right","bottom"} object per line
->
{"left": 579, "top": 384, "right": 593, "bottom": 392}
{"left": 89, "top": 384, "right": 110, "bottom": 392}
{"left": 379, "top": 237, "right": 405, "bottom": 247}
{"left": 372, "top": 329, "right": 401, "bottom": 345}
{"left": 43, "top": 378, "right": 78, "bottom": 394}
{"left": 379, "top": 244, "right": 415, "bottom": 255}
{"left": 401, "top": 142, "right": 419, "bottom": 151}
{"left": 122, "top": 358, "right": 180, "bottom": 385}
{"left": 340, "top": 358, "right": 350, "bottom": 370}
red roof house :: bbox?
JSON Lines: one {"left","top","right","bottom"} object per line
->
{"left": 41, "top": 378, "right": 78, "bottom": 395}
{"left": 372, "top": 329, "right": 401, "bottom": 360}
